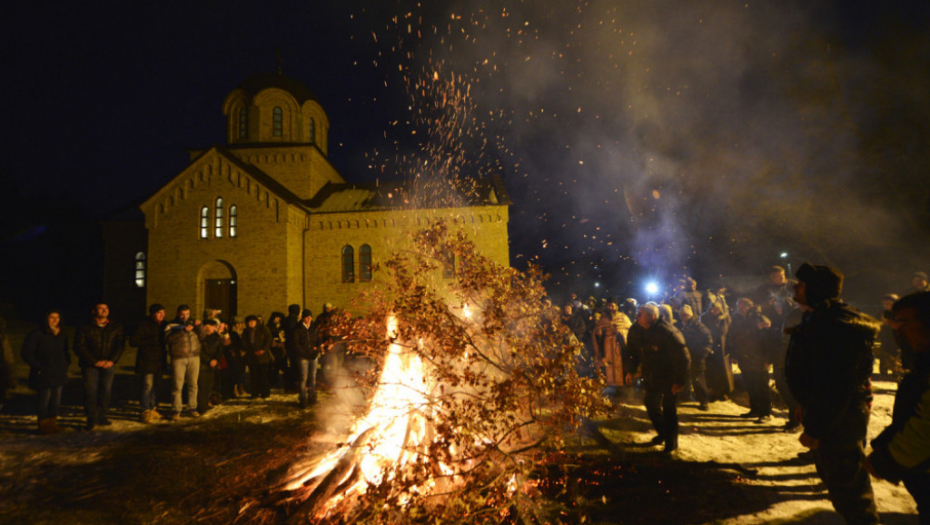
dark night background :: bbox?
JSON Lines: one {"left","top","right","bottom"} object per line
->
{"left": 2, "top": 0, "right": 929, "bottom": 322}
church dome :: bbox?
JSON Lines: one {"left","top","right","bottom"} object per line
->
{"left": 236, "top": 72, "right": 318, "bottom": 105}
{"left": 223, "top": 72, "right": 329, "bottom": 151}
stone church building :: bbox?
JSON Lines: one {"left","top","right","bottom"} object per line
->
{"left": 102, "top": 73, "right": 510, "bottom": 323}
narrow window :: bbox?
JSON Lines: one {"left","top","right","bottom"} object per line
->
{"left": 359, "top": 244, "right": 372, "bottom": 282}
{"left": 134, "top": 252, "right": 146, "bottom": 288}
{"left": 229, "top": 205, "right": 238, "bottom": 238}
{"left": 442, "top": 249, "right": 455, "bottom": 278}
{"left": 308, "top": 117, "right": 315, "bottom": 145}
{"left": 237, "top": 107, "right": 247, "bottom": 139}
{"left": 273, "top": 107, "right": 283, "bottom": 137}
{"left": 200, "top": 207, "right": 209, "bottom": 239}
{"left": 342, "top": 245, "right": 355, "bottom": 283}
{"left": 215, "top": 197, "right": 224, "bottom": 238}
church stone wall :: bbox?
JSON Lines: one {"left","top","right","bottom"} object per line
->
{"left": 303, "top": 206, "right": 510, "bottom": 313}
{"left": 143, "top": 153, "right": 299, "bottom": 321}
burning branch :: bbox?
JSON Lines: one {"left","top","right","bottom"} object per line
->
{"left": 277, "top": 221, "right": 610, "bottom": 524}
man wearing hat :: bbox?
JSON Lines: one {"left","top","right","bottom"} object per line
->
{"left": 786, "top": 263, "right": 880, "bottom": 524}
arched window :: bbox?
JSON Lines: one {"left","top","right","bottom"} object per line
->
{"left": 200, "top": 207, "right": 209, "bottom": 239}
{"left": 342, "top": 245, "right": 355, "bottom": 283}
{"left": 308, "top": 117, "right": 315, "bottom": 145}
{"left": 237, "top": 107, "right": 247, "bottom": 139}
{"left": 229, "top": 205, "right": 238, "bottom": 238}
{"left": 359, "top": 244, "right": 372, "bottom": 282}
{"left": 134, "top": 252, "right": 146, "bottom": 288}
{"left": 273, "top": 107, "right": 283, "bottom": 137}
{"left": 214, "top": 197, "right": 224, "bottom": 238}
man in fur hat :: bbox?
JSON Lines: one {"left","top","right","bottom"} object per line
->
{"left": 786, "top": 263, "right": 880, "bottom": 524}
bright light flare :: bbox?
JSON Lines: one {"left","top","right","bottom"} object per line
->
{"left": 645, "top": 282, "right": 659, "bottom": 296}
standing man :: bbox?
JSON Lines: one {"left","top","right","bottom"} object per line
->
{"left": 911, "top": 272, "right": 930, "bottom": 294}
{"left": 786, "top": 263, "right": 880, "bottom": 525}
{"left": 867, "top": 291, "right": 930, "bottom": 522}
{"left": 196, "top": 319, "right": 225, "bottom": 415}
{"left": 283, "top": 304, "right": 302, "bottom": 393}
{"left": 165, "top": 305, "right": 203, "bottom": 420}
{"left": 74, "top": 303, "right": 125, "bottom": 431}
{"left": 626, "top": 303, "right": 691, "bottom": 454}
{"left": 243, "top": 315, "right": 273, "bottom": 399}
{"left": 679, "top": 305, "right": 713, "bottom": 411}
{"left": 294, "top": 309, "right": 320, "bottom": 407}
{"left": 130, "top": 303, "right": 167, "bottom": 423}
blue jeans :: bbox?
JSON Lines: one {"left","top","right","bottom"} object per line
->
{"left": 38, "top": 385, "right": 63, "bottom": 420}
{"left": 82, "top": 366, "right": 116, "bottom": 425}
{"left": 141, "top": 373, "right": 160, "bottom": 411}
{"left": 298, "top": 358, "right": 318, "bottom": 405}
{"left": 171, "top": 357, "right": 200, "bottom": 413}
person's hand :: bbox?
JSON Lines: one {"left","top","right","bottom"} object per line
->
{"left": 185, "top": 324, "right": 194, "bottom": 332}
{"left": 210, "top": 359, "right": 218, "bottom": 368}
{"left": 625, "top": 373, "right": 633, "bottom": 386}
{"left": 671, "top": 384, "right": 684, "bottom": 395}
{"left": 799, "top": 432, "right": 819, "bottom": 450}
{"left": 194, "top": 320, "right": 202, "bottom": 326}
{"left": 95, "top": 360, "right": 107, "bottom": 368}
{"left": 256, "top": 350, "right": 265, "bottom": 356}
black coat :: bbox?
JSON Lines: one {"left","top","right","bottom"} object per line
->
{"left": 785, "top": 301, "right": 879, "bottom": 442}
{"left": 21, "top": 327, "right": 70, "bottom": 389}
{"left": 74, "top": 321, "right": 125, "bottom": 368}
{"left": 199, "top": 332, "right": 225, "bottom": 369}
{"left": 243, "top": 325, "right": 273, "bottom": 365}
{"left": 630, "top": 319, "right": 691, "bottom": 390}
{"left": 679, "top": 317, "right": 713, "bottom": 363}
{"left": 294, "top": 322, "right": 320, "bottom": 360}
{"left": 130, "top": 317, "right": 166, "bottom": 375}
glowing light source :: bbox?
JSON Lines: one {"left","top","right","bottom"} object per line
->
{"left": 645, "top": 282, "right": 660, "bottom": 296}
{"left": 780, "top": 252, "right": 789, "bottom": 259}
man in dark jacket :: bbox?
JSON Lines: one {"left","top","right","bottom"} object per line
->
{"left": 74, "top": 303, "right": 124, "bottom": 431}
{"left": 626, "top": 303, "right": 691, "bottom": 453}
{"left": 283, "top": 304, "right": 301, "bottom": 393}
{"left": 786, "top": 263, "right": 880, "bottom": 525}
{"left": 197, "top": 319, "right": 226, "bottom": 415}
{"left": 294, "top": 309, "right": 320, "bottom": 407}
{"left": 679, "top": 305, "right": 713, "bottom": 411}
{"left": 867, "top": 291, "right": 930, "bottom": 522}
{"left": 130, "top": 303, "right": 167, "bottom": 423}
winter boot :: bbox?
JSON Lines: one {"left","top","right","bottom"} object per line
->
{"left": 140, "top": 410, "right": 154, "bottom": 424}
{"left": 48, "top": 417, "right": 64, "bottom": 434}
{"left": 149, "top": 409, "right": 163, "bottom": 421}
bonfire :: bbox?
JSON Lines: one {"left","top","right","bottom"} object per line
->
{"left": 266, "top": 222, "right": 609, "bottom": 524}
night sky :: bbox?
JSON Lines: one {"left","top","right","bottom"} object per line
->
{"left": 2, "top": 0, "right": 929, "bottom": 312}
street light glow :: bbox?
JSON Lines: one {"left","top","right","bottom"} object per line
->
{"left": 645, "top": 282, "right": 659, "bottom": 295}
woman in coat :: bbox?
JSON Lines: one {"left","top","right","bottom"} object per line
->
{"left": 21, "top": 310, "right": 71, "bottom": 434}
{"left": 243, "top": 315, "right": 273, "bottom": 399}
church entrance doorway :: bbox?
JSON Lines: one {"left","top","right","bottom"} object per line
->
{"left": 205, "top": 278, "right": 237, "bottom": 319}
{"left": 198, "top": 260, "right": 238, "bottom": 321}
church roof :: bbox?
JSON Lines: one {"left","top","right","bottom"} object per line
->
{"left": 236, "top": 72, "right": 318, "bottom": 104}
{"left": 305, "top": 175, "right": 512, "bottom": 213}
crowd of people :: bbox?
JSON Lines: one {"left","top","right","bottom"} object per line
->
{"left": 555, "top": 266, "right": 930, "bottom": 524}
{"left": 5, "top": 266, "right": 930, "bottom": 524}
{"left": 15, "top": 301, "right": 341, "bottom": 433}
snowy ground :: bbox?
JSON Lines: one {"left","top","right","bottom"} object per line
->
{"left": 597, "top": 375, "right": 919, "bottom": 525}
{"left": 0, "top": 339, "right": 920, "bottom": 524}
